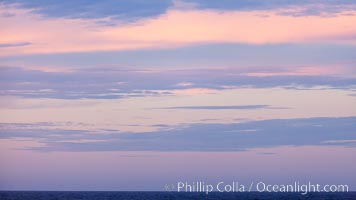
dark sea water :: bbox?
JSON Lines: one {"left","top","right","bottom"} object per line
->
{"left": 0, "top": 191, "right": 355, "bottom": 200}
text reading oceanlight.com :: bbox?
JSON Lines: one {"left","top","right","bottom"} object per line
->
{"left": 170, "top": 181, "right": 349, "bottom": 195}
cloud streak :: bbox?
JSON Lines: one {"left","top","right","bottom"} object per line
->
{"left": 1, "top": 66, "right": 356, "bottom": 99}
{"left": 2, "top": 43, "right": 355, "bottom": 70}
{"left": 0, "top": 42, "right": 31, "bottom": 48}
{"left": 1, "top": 117, "right": 355, "bottom": 152}
{"left": 185, "top": 0, "right": 356, "bottom": 16}
{"left": 157, "top": 105, "right": 274, "bottom": 110}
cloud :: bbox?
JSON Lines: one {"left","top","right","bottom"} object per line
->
{"left": 1, "top": 66, "right": 356, "bottom": 99}
{"left": 4, "top": 0, "right": 356, "bottom": 22}
{"left": 321, "top": 139, "right": 356, "bottom": 144}
{"left": 1, "top": 3, "right": 356, "bottom": 56}
{"left": 175, "top": 82, "right": 194, "bottom": 87}
{"left": 2, "top": 43, "right": 355, "bottom": 73}
{"left": 0, "top": 42, "right": 31, "bottom": 48}
{"left": 2, "top": 0, "right": 172, "bottom": 22}
{"left": 157, "top": 105, "right": 273, "bottom": 110}
{"left": 184, "top": 0, "right": 356, "bottom": 16}
{"left": 1, "top": 117, "right": 355, "bottom": 151}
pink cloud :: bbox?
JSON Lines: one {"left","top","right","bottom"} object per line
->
{"left": 1, "top": 4, "right": 356, "bottom": 56}
{"left": 242, "top": 65, "right": 350, "bottom": 77}
{"left": 170, "top": 88, "right": 217, "bottom": 95}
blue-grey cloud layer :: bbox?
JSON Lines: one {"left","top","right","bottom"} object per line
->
{"left": 185, "top": 0, "right": 356, "bottom": 15}
{"left": 2, "top": 0, "right": 172, "bottom": 22}
{"left": 1, "top": 117, "right": 355, "bottom": 151}
{"left": 2, "top": 43, "right": 355, "bottom": 99}
{"left": 1, "top": 66, "right": 356, "bottom": 99}
{"left": 2, "top": 43, "right": 355, "bottom": 68}
{"left": 3, "top": 0, "right": 355, "bottom": 23}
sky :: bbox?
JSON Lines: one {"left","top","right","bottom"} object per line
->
{"left": 0, "top": 0, "right": 356, "bottom": 191}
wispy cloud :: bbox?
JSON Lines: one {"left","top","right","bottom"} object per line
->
{"left": 320, "top": 139, "right": 356, "bottom": 144}
{"left": 0, "top": 42, "right": 31, "bottom": 48}
{"left": 1, "top": 66, "right": 355, "bottom": 99}
{"left": 175, "top": 82, "right": 194, "bottom": 87}
{"left": 2, "top": 0, "right": 172, "bottom": 22}
{"left": 1, "top": 117, "right": 355, "bottom": 152}
{"left": 185, "top": 0, "right": 356, "bottom": 16}
{"left": 156, "top": 105, "right": 274, "bottom": 110}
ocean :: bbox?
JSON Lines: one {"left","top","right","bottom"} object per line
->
{"left": 0, "top": 191, "right": 355, "bottom": 200}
